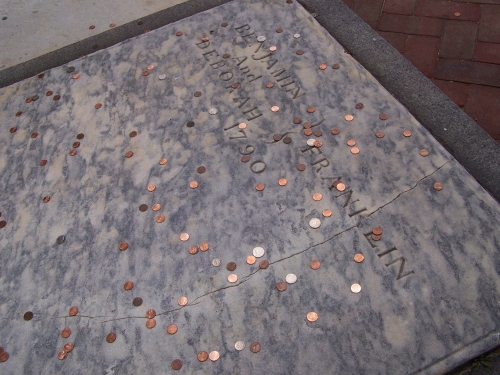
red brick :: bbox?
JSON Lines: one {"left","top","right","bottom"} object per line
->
{"left": 383, "top": 0, "right": 417, "bottom": 15}
{"left": 465, "top": 85, "right": 500, "bottom": 140}
{"left": 352, "top": 0, "right": 385, "bottom": 28}
{"left": 342, "top": 0, "right": 355, "bottom": 8}
{"left": 378, "top": 13, "right": 444, "bottom": 36}
{"left": 439, "top": 21, "right": 478, "bottom": 60}
{"left": 432, "top": 79, "right": 469, "bottom": 107}
{"left": 403, "top": 35, "right": 441, "bottom": 77}
{"left": 415, "top": 0, "right": 480, "bottom": 21}
{"left": 478, "top": 5, "right": 500, "bottom": 43}
{"left": 474, "top": 42, "right": 500, "bottom": 64}
{"left": 378, "top": 31, "right": 408, "bottom": 53}
{"left": 435, "top": 58, "right": 500, "bottom": 87}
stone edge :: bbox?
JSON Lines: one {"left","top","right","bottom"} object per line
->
{"left": 0, "top": 0, "right": 499, "bottom": 371}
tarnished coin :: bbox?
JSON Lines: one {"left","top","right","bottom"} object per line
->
{"left": 228, "top": 274, "right": 238, "bottom": 283}
{"left": 420, "top": 149, "right": 430, "bottom": 157}
{"left": 331, "top": 128, "right": 340, "bottom": 135}
{"left": 276, "top": 282, "right": 287, "bottom": 292}
{"left": 278, "top": 178, "right": 288, "bottom": 186}
{"left": 146, "top": 309, "right": 156, "bottom": 319}
{"left": 209, "top": 351, "right": 220, "bottom": 361}
{"left": 57, "top": 350, "right": 67, "bottom": 360}
{"left": 106, "top": 333, "right": 116, "bottom": 343}
{"left": 198, "top": 351, "right": 209, "bottom": 362}
{"left": 434, "top": 182, "right": 443, "bottom": 191}
{"left": 23, "top": 311, "right": 33, "bottom": 321}
{"left": 351, "top": 283, "right": 362, "bottom": 293}
{"left": 68, "top": 306, "right": 78, "bottom": 316}
{"left": 180, "top": 233, "right": 190, "bottom": 241}
{"left": 354, "top": 254, "right": 365, "bottom": 263}
{"left": 322, "top": 209, "right": 332, "bottom": 217}
{"left": 208, "top": 108, "right": 218, "bottom": 115}
{"left": 212, "top": 258, "right": 221, "bottom": 267}
{"left": 167, "top": 324, "right": 178, "bottom": 334}
{"left": 158, "top": 74, "right": 167, "bottom": 80}
{"left": 133, "top": 297, "right": 143, "bottom": 306}
{"left": 171, "top": 359, "right": 183, "bottom": 370}
{"left": 257, "top": 35, "right": 266, "bottom": 42}
{"left": 286, "top": 273, "right": 297, "bottom": 284}
{"left": 226, "top": 262, "right": 237, "bottom": 271}
{"left": 297, "top": 164, "right": 306, "bottom": 171}
{"left": 0, "top": 351, "right": 8, "bottom": 362}
{"left": 250, "top": 342, "right": 261, "bottom": 353}
{"left": 253, "top": 247, "right": 265, "bottom": 258}
{"left": 200, "top": 242, "right": 209, "bottom": 251}
{"left": 309, "top": 218, "right": 321, "bottom": 229}
{"left": 61, "top": 328, "right": 71, "bottom": 338}
{"left": 119, "top": 242, "right": 129, "bottom": 251}
{"left": 259, "top": 260, "right": 270, "bottom": 269}
{"left": 43, "top": 196, "right": 51, "bottom": 203}
{"left": 178, "top": 296, "right": 188, "bottom": 306}
{"left": 189, "top": 246, "right": 199, "bottom": 255}
{"left": 246, "top": 255, "right": 256, "bottom": 265}
{"left": 310, "top": 260, "right": 321, "bottom": 270}
{"left": 146, "top": 319, "right": 156, "bottom": 329}
{"left": 235, "top": 341, "right": 245, "bottom": 351}
{"left": 307, "top": 312, "right": 318, "bottom": 322}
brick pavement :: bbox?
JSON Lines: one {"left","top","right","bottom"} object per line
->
{"left": 343, "top": 0, "right": 500, "bottom": 143}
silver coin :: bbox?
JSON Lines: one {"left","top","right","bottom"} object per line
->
{"left": 257, "top": 35, "right": 266, "bottom": 42}
{"left": 351, "top": 283, "right": 362, "bottom": 294}
{"left": 235, "top": 341, "right": 245, "bottom": 351}
{"left": 294, "top": 33, "right": 300, "bottom": 39}
{"left": 212, "top": 258, "right": 221, "bottom": 267}
{"left": 208, "top": 108, "right": 218, "bottom": 115}
{"left": 309, "top": 218, "right": 321, "bottom": 228}
{"left": 285, "top": 273, "right": 297, "bottom": 284}
{"left": 306, "top": 138, "right": 316, "bottom": 146}
{"left": 253, "top": 246, "right": 265, "bottom": 258}
{"left": 158, "top": 74, "right": 167, "bottom": 80}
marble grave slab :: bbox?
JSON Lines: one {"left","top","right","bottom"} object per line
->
{"left": 0, "top": 0, "right": 499, "bottom": 374}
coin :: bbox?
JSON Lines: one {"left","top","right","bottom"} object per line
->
{"left": 178, "top": 296, "right": 188, "bottom": 306}
{"left": 296, "top": 49, "right": 304, "bottom": 55}
{"left": 276, "top": 28, "right": 283, "bottom": 33}
{"left": 146, "top": 319, "right": 156, "bottom": 328}
{"left": 276, "top": 282, "right": 287, "bottom": 292}
{"left": 253, "top": 247, "right": 265, "bottom": 258}
{"left": 434, "top": 182, "right": 443, "bottom": 191}
{"left": 336, "top": 182, "right": 346, "bottom": 192}
{"left": 286, "top": 273, "right": 297, "bottom": 284}
{"left": 200, "top": 242, "right": 209, "bottom": 251}
{"left": 273, "top": 134, "right": 282, "bottom": 142}
{"left": 235, "top": 341, "right": 245, "bottom": 351}
{"left": 39, "top": 159, "right": 47, "bottom": 166}
{"left": 69, "top": 150, "right": 77, "bottom": 156}
{"left": 57, "top": 350, "right": 67, "bottom": 360}
{"left": 31, "top": 132, "right": 38, "bottom": 138}
{"left": 313, "top": 130, "right": 322, "bottom": 137}
{"left": 322, "top": 209, "right": 332, "bottom": 217}
{"left": 319, "top": 64, "right": 327, "bottom": 70}
{"left": 152, "top": 203, "right": 161, "bottom": 211}
{"left": 95, "top": 103, "right": 102, "bottom": 109}
{"left": 189, "top": 181, "right": 199, "bottom": 189}
{"left": 125, "top": 151, "right": 133, "bottom": 158}
{"left": 76, "top": 133, "right": 84, "bottom": 139}
{"left": 307, "top": 312, "right": 318, "bottom": 322}
{"left": 266, "top": 82, "right": 274, "bottom": 88}
{"left": 198, "top": 351, "right": 209, "bottom": 362}
{"left": 345, "top": 115, "right": 354, "bottom": 121}
{"left": 68, "top": 306, "right": 78, "bottom": 316}
{"left": 307, "top": 107, "right": 316, "bottom": 113}
{"left": 403, "top": 130, "right": 412, "bottom": 137}
{"left": 372, "top": 227, "right": 383, "bottom": 235}
{"left": 241, "top": 155, "right": 250, "bottom": 163}
{"left": 189, "top": 246, "right": 199, "bottom": 255}
{"left": 109, "top": 23, "right": 116, "bottom": 28}
{"left": 146, "top": 309, "right": 156, "bottom": 319}
{"left": 180, "top": 233, "right": 190, "bottom": 241}
{"left": 255, "top": 183, "right": 265, "bottom": 191}
{"left": 158, "top": 74, "right": 167, "bottom": 80}
{"left": 297, "top": 164, "right": 306, "bottom": 171}
{"left": 73, "top": 141, "right": 80, "bottom": 148}
{"left": 139, "top": 204, "right": 148, "bottom": 212}
{"left": 351, "top": 147, "right": 360, "bottom": 154}
{"left": 176, "top": 31, "right": 183, "bottom": 36}
{"left": 228, "top": 274, "right": 238, "bottom": 283}
{"left": 313, "top": 193, "right": 322, "bottom": 201}
{"left": 61, "top": 328, "right": 71, "bottom": 338}
{"left": 271, "top": 106, "right": 279, "bottom": 112}
{"left": 371, "top": 234, "right": 382, "bottom": 241}
{"left": 259, "top": 260, "right": 270, "bottom": 269}
{"left": 0, "top": 221, "right": 6, "bottom": 229}
{"left": 0, "top": 351, "right": 8, "bottom": 362}
{"left": 106, "top": 333, "right": 116, "bottom": 343}
{"left": 208, "top": 108, "right": 218, "bottom": 115}
{"left": 354, "top": 254, "right": 365, "bottom": 263}
{"left": 310, "top": 260, "right": 321, "bottom": 270}
{"left": 347, "top": 139, "right": 356, "bottom": 147}
{"left": 380, "top": 113, "right": 389, "bottom": 120}
{"left": 43, "top": 196, "right": 51, "bottom": 203}
{"left": 294, "top": 33, "right": 300, "bottom": 38}
{"left": 306, "top": 138, "right": 316, "bottom": 147}
{"left": 167, "top": 324, "right": 178, "bottom": 334}
{"left": 257, "top": 35, "right": 266, "bottom": 42}
{"left": 197, "top": 166, "right": 206, "bottom": 174}
{"left": 142, "top": 71, "right": 150, "bottom": 76}
{"left": 227, "top": 262, "right": 237, "bottom": 271}
{"left": 156, "top": 214, "right": 165, "bottom": 223}
{"left": 64, "top": 343, "right": 74, "bottom": 352}
{"left": 375, "top": 131, "right": 385, "bottom": 138}
{"left": 133, "top": 297, "right": 143, "bottom": 306}
{"left": 246, "top": 255, "right": 256, "bottom": 265}
{"left": 351, "top": 283, "right": 362, "bottom": 293}
{"left": 269, "top": 46, "right": 277, "bottom": 51}
{"left": 309, "top": 218, "right": 321, "bottom": 228}
{"left": 72, "top": 73, "right": 80, "bottom": 79}
{"left": 454, "top": 11, "right": 461, "bottom": 16}
{"left": 420, "top": 149, "right": 429, "bottom": 157}
{"left": 209, "top": 351, "right": 220, "bottom": 361}
{"left": 331, "top": 128, "right": 340, "bottom": 135}
{"left": 124, "top": 281, "right": 134, "bottom": 290}
{"left": 119, "top": 242, "right": 128, "bottom": 251}
{"left": 129, "top": 131, "right": 137, "bottom": 138}
{"left": 194, "top": 91, "right": 201, "bottom": 97}
{"left": 159, "top": 158, "right": 167, "bottom": 165}
{"left": 24, "top": 311, "right": 34, "bottom": 321}
{"left": 278, "top": 178, "right": 288, "bottom": 186}
{"left": 171, "top": 359, "right": 183, "bottom": 370}
{"left": 250, "top": 342, "right": 261, "bottom": 353}
{"left": 147, "top": 184, "right": 156, "bottom": 192}
{"left": 313, "top": 140, "right": 322, "bottom": 147}
{"left": 10, "top": 127, "right": 17, "bottom": 133}
{"left": 212, "top": 258, "right": 221, "bottom": 267}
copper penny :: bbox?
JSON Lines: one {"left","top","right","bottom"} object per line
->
{"left": 76, "top": 133, "right": 84, "bottom": 139}
{"left": 266, "top": 82, "right": 274, "bottom": 88}
{"left": 354, "top": 253, "right": 365, "bottom": 263}
{"left": 313, "top": 140, "right": 322, "bottom": 147}
{"left": 69, "top": 150, "right": 77, "bottom": 156}
{"left": 38, "top": 73, "right": 45, "bottom": 78}
{"left": 156, "top": 215, "right": 165, "bottom": 223}
{"left": 276, "top": 28, "right": 283, "bottom": 33}
{"left": 241, "top": 155, "right": 250, "bottom": 163}
{"left": 221, "top": 22, "right": 228, "bottom": 27}
{"left": 273, "top": 134, "right": 282, "bottom": 142}
{"left": 95, "top": 103, "right": 102, "bottom": 109}
{"left": 246, "top": 255, "right": 256, "bottom": 265}
{"left": 119, "top": 242, "right": 129, "bottom": 251}
{"left": 276, "top": 282, "right": 287, "bottom": 292}
{"left": 303, "top": 122, "right": 312, "bottom": 129}
{"left": 133, "top": 297, "right": 143, "bottom": 306}
{"left": 223, "top": 53, "right": 230, "bottom": 59}
{"left": 345, "top": 114, "right": 354, "bottom": 122}
{"left": 10, "top": 127, "right": 17, "bottom": 133}
{"left": 250, "top": 342, "right": 261, "bottom": 353}
{"left": 313, "top": 193, "right": 322, "bottom": 201}
{"left": 147, "top": 64, "right": 155, "bottom": 71}
{"left": 307, "top": 312, "right": 318, "bottom": 322}
{"left": 142, "top": 71, "right": 150, "bottom": 76}
{"left": 319, "top": 64, "right": 327, "bottom": 70}
{"left": 24, "top": 311, "right": 34, "bottom": 321}
{"left": 147, "top": 184, "right": 156, "bottom": 192}
{"left": 0, "top": 351, "right": 8, "bottom": 362}
{"left": 201, "top": 36, "right": 209, "bottom": 42}
{"left": 278, "top": 178, "right": 287, "bottom": 186}
{"left": 167, "top": 324, "right": 178, "bottom": 334}
{"left": 307, "top": 107, "right": 316, "bottom": 113}
{"left": 61, "top": 328, "right": 71, "bottom": 338}
{"left": 0, "top": 221, "right": 6, "bottom": 229}
{"left": 379, "top": 113, "right": 388, "bottom": 120}
{"left": 189, "top": 246, "right": 199, "bottom": 255}
{"left": 310, "top": 260, "right": 321, "bottom": 270}
{"left": 180, "top": 233, "right": 189, "bottom": 241}
{"left": 194, "top": 91, "right": 201, "bottom": 97}
{"left": 129, "top": 131, "right": 137, "bottom": 137}
{"left": 271, "top": 105, "right": 279, "bottom": 112}
{"left": 39, "top": 159, "right": 47, "bottom": 166}
{"left": 26, "top": 97, "right": 33, "bottom": 103}
{"left": 332, "top": 63, "right": 340, "bottom": 69}
{"left": 199, "top": 242, "right": 209, "bottom": 251}
{"left": 351, "top": 147, "right": 360, "bottom": 154}
{"left": 159, "top": 158, "right": 167, "bottom": 165}
{"left": 72, "top": 141, "right": 80, "bottom": 148}
{"left": 313, "top": 130, "right": 322, "bottom": 137}
{"left": 293, "top": 117, "right": 302, "bottom": 124}
{"left": 297, "top": 164, "right": 306, "bottom": 171}
{"left": 197, "top": 351, "right": 209, "bottom": 362}
{"left": 152, "top": 203, "right": 161, "bottom": 211}
{"left": 296, "top": 50, "right": 304, "bottom": 55}
{"left": 171, "top": 359, "right": 183, "bottom": 370}
{"left": 106, "top": 333, "right": 116, "bottom": 343}
{"left": 331, "top": 128, "right": 340, "bottom": 135}
{"left": 72, "top": 73, "right": 80, "bottom": 79}
{"left": 176, "top": 31, "right": 183, "bottom": 36}
{"left": 228, "top": 274, "right": 238, "bottom": 283}
{"left": 124, "top": 281, "right": 134, "bottom": 291}
{"left": 336, "top": 182, "right": 346, "bottom": 191}
{"left": 109, "top": 23, "right": 116, "bottom": 28}
{"left": 259, "top": 260, "right": 270, "bottom": 269}
{"left": 146, "top": 319, "right": 156, "bottom": 329}
{"left": 372, "top": 227, "right": 383, "bottom": 235}
{"left": 238, "top": 123, "right": 247, "bottom": 129}
{"left": 371, "top": 234, "right": 382, "bottom": 241}
{"left": 434, "top": 182, "right": 443, "bottom": 191}
{"left": 43, "top": 196, "right": 51, "bottom": 203}
{"left": 355, "top": 103, "right": 364, "bottom": 109}
{"left": 31, "top": 132, "right": 38, "bottom": 138}
{"left": 197, "top": 166, "right": 206, "bottom": 174}
{"left": 68, "top": 306, "right": 78, "bottom": 316}
{"left": 146, "top": 309, "right": 156, "bottom": 319}
{"left": 420, "top": 149, "right": 429, "bottom": 157}
{"left": 226, "top": 262, "right": 237, "bottom": 271}
{"left": 15, "top": 111, "right": 22, "bottom": 117}
{"left": 269, "top": 46, "right": 277, "bottom": 52}
{"left": 46, "top": 90, "right": 53, "bottom": 96}
{"left": 178, "top": 296, "right": 188, "bottom": 306}
{"left": 304, "top": 129, "right": 313, "bottom": 136}
{"left": 139, "top": 204, "right": 148, "bottom": 212}
{"left": 189, "top": 181, "right": 199, "bottom": 189}
{"left": 283, "top": 136, "right": 292, "bottom": 144}
{"left": 255, "top": 183, "right": 265, "bottom": 191}
{"left": 322, "top": 209, "right": 332, "bottom": 217}
{"left": 57, "top": 350, "right": 67, "bottom": 360}
{"left": 125, "top": 151, "right": 134, "bottom": 158}
{"left": 64, "top": 343, "right": 74, "bottom": 352}
{"left": 403, "top": 130, "right": 412, "bottom": 137}
{"left": 454, "top": 12, "right": 461, "bottom": 17}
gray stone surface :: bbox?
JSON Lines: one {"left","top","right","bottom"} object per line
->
{"left": 0, "top": 0, "right": 499, "bottom": 374}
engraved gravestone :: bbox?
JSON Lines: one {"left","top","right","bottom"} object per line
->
{"left": 0, "top": 0, "right": 499, "bottom": 374}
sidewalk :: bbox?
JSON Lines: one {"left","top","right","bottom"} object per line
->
{"left": 343, "top": 0, "right": 500, "bottom": 144}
